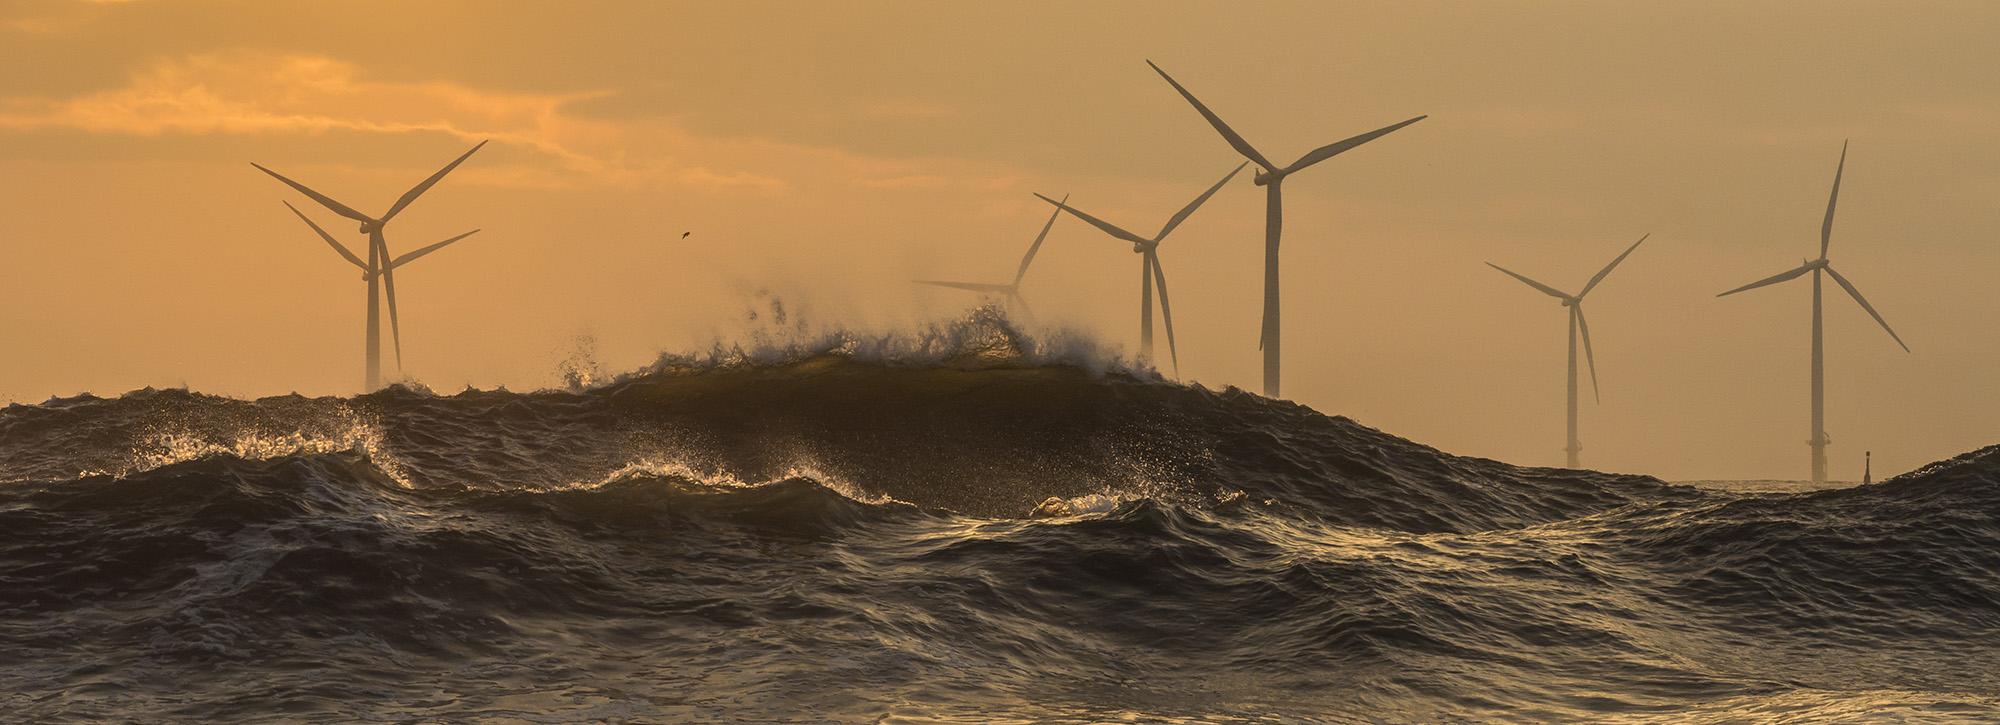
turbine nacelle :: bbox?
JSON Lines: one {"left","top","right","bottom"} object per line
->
{"left": 1251, "top": 169, "right": 1284, "bottom": 186}
{"left": 1132, "top": 240, "right": 1160, "bottom": 253}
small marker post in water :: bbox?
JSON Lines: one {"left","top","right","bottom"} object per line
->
{"left": 1864, "top": 451, "right": 1872, "bottom": 484}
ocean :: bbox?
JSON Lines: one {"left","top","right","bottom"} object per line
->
{"left": 4, "top": 319, "right": 1997, "bottom": 722}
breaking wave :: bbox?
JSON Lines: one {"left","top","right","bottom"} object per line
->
{"left": 4, "top": 313, "right": 1997, "bottom": 721}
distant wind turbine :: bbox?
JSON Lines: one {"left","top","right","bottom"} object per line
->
{"left": 1487, "top": 234, "right": 1650, "bottom": 468}
{"left": 913, "top": 194, "right": 1068, "bottom": 323}
{"left": 1718, "top": 142, "right": 1909, "bottom": 484}
{"left": 254, "top": 141, "right": 488, "bottom": 391}
{"left": 1148, "top": 60, "right": 1426, "bottom": 399}
{"left": 1036, "top": 163, "right": 1247, "bottom": 374}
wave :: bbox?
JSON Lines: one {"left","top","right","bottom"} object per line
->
{"left": 4, "top": 313, "right": 1998, "bottom": 721}
{"left": 6, "top": 442, "right": 1997, "bottom": 721}
{"left": 0, "top": 367, "right": 1667, "bottom": 532}
{"left": 600, "top": 305, "right": 1149, "bottom": 388}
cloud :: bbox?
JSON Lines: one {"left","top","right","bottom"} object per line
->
{"left": 0, "top": 53, "right": 591, "bottom": 161}
{"left": 1, "top": 1, "right": 110, "bottom": 34}
{"left": 0, "top": 50, "right": 1039, "bottom": 199}
{"left": 855, "top": 174, "right": 950, "bottom": 189}
{"left": 858, "top": 100, "right": 957, "bottom": 120}
{"left": 0, "top": 52, "right": 807, "bottom": 191}
{"left": 675, "top": 165, "right": 790, "bottom": 192}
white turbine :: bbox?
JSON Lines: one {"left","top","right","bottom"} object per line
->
{"left": 1036, "top": 163, "right": 1247, "bottom": 375}
{"left": 255, "top": 141, "right": 488, "bottom": 391}
{"left": 1148, "top": 60, "right": 1426, "bottom": 399}
{"left": 1718, "top": 141, "right": 1909, "bottom": 483}
{"left": 913, "top": 194, "right": 1068, "bottom": 323}
{"left": 1487, "top": 234, "right": 1650, "bottom": 468}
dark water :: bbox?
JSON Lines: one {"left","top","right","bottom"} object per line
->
{"left": 5, "top": 330, "right": 1999, "bottom": 722}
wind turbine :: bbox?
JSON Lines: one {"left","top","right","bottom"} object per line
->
{"left": 282, "top": 202, "right": 480, "bottom": 377}
{"left": 254, "top": 140, "right": 488, "bottom": 391}
{"left": 912, "top": 194, "right": 1068, "bottom": 323}
{"left": 1035, "top": 162, "right": 1247, "bottom": 375}
{"left": 1718, "top": 142, "right": 1909, "bottom": 483}
{"left": 1148, "top": 60, "right": 1426, "bottom": 399}
{"left": 1486, "top": 234, "right": 1650, "bottom": 468}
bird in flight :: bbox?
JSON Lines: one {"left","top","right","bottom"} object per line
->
{"left": 681, "top": 231, "right": 691, "bottom": 239}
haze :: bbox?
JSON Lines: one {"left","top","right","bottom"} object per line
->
{"left": 3, "top": 0, "right": 1997, "bottom": 482}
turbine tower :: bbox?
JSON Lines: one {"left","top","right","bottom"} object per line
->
{"left": 913, "top": 194, "right": 1068, "bottom": 323}
{"left": 1148, "top": 60, "right": 1426, "bottom": 399}
{"left": 1035, "top": 163, "right": 1247, "bottom": 375}
{"left": 254, "top": 141, "right": 488, "bottom": 391}
{"left": 1718, "top": 142, "right": 1909, "bottom": 483}
{"left": 1487, "top": 234, "right": 1650, "bottom": 468}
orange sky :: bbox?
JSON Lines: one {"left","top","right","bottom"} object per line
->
{"left": 3, "top": 0, "right": 1998, "bottom": 481}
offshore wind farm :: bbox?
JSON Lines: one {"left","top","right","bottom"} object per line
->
{"left": 3, "top": 3, "right": 1999, "bottom": 723}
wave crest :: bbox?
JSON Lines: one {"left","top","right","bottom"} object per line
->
{"left": 596, "top": 305, "right": 1151, "bottom": 391}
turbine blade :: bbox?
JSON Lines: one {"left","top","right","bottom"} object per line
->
{"left": 1717, "top": 262, "right": 1814, "bottom": 297}
{"left": 392, "top": 229, "right": 481, "bottom": 269}
{"left": 1033, "top": 193, "right": 1148, "bottom": 245}
{"left": 376, "top": 236, "right": 404, "bottom": 370}
{"left": 1822, "top": 141, "right": 1847, "bottom": 260}
{"left": 1010, "top": 290, "right": 1037, "bottom": 324}
{"left": 1150, "top": 251, "right": 1180, "bottom": 376}
{"left": 381, "top": 140, "right": 488, "bottom": 224}
{"left": 1485, "top": 262, "right": 1571, "bottom": 300}
{"left": 913, "top": 279, "right": 1014, "bottom": 293}
{"left": 253, "top": 163, "right": 375, "bottom": 224}
{"left": 1156, "top": 162, "right": 1249, "bottom": 241}
{"left": 1146, "top": 60, "right": 1276, "bottom": 172}
{"left": 1284, "top": 116, "right": 1429, "bottom": 175}
{"left": 1824, "top": 264, "right": 1910, "bottom": 352}
{"left": 1015, "top": 193, "right": 1066, "bottom": 286}
{"left": 1578, "top": 233, "right": 1650, "bottom": 298}
{"left": 283, "top": 201, "right": 367, "bottom": 272}
{"left": 1575, "top": 304, "right": 1600, "bottom": 403}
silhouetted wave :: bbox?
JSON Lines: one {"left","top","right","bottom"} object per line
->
{"left": 5, "top": 318, "right": 1997, "bottom": 721}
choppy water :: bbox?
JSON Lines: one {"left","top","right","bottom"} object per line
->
{"left": 4, "top": 320, "right": 1998, "bottom": 722}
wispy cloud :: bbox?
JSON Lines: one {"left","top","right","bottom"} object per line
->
{"left": 858, "top": 100, "right": 957, "bottom": 121}
{"left": 0, "top": 52, "right": 802, "bottom": 191}
{"left": 0, "top": 54, "right": 594, "bottom": 163}
{"left": 3, "top": 9, "right": 98, "bottom": 34}
{"left": 855, "top": 174, "right": 952, "bottom": 189}
{"left": 0, "top": 51, "right": 1036, "bottom": 198}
